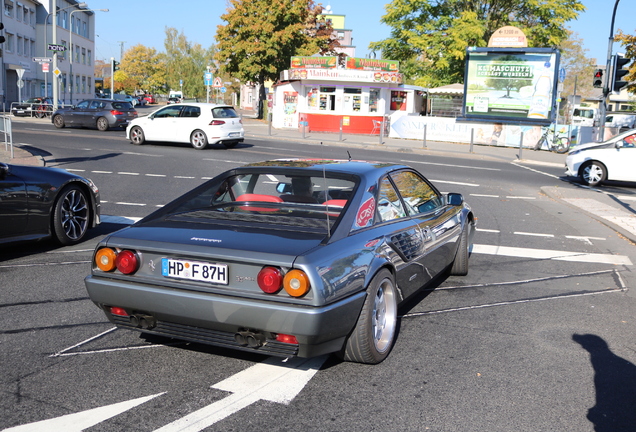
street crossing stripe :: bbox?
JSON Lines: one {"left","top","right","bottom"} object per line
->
{"left": 472, "top": 244, "right": 632, "bottom": 266}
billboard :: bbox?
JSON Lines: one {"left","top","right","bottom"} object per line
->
{"left": 462, "top": 47, "right": 560, "bottom": 125}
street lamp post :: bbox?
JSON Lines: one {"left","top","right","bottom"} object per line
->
{"left": 69, "top": 8, "right": 108, "bottom": 105}
{"left": 49, "top": 2, "right": 87, "bottom": 109}
{"left": 598, "top": 0, "right": 621, "bottom": 142}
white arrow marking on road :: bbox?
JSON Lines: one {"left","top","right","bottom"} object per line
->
{"left": 154, "top": 355, "right": 327, "bottom": 432}
{"left": 3, "top": 393, "right": 165, "bottom": 432}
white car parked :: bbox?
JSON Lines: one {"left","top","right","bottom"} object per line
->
{"left": 126, "top": 103, "right": 244, "bottom": 150}
{"left": 565, "top": 129, "right": 636, "bottom": 186}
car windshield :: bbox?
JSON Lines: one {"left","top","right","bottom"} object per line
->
{"left": 166, "top": 172, "right": 357, "bottom": 231}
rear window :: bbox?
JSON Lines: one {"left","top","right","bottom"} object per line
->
{"left": 112, "top": 102, "right": 133, "bottom": 110}
{"left": 212, "top": 107, "right": 239, "bottom": 118}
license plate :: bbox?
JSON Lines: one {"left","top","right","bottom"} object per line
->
{"left": 228, "top": 132, "right": 241, "bottom": 137}
{"left": 161, "top": 258, "right": 228, "bottom": 284}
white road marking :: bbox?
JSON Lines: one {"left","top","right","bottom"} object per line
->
{"left": 145, "top": 173, "right": 167, "bottom": 177}
{"left": 101, "top": 215, "right": 143, "bottom": 224}
{"left": 118, "top": 172, "right": 140, "bottom": 176}
{"left": 505, "top": 196, "right": 536, "bottom": 200}
{"left": 202, "top": 159, "right": 245, "bottom": 164}
{"left": 470, "top": 193, "right": 500, "bottom": 198}
{"left": 0, "top": 260, "right": 89, "bottom": 268}
{"left": 154, "top": 356, "right": 327, "bottom": 432}
{"left": 514, "top": 231, "right": 555, "bottom": 238}
{"left": 617, "top": 195, "right": 636, "bottom": 202}
{"left": 3, "top": 393, "right": 165, "bottom": 432}
{"left": 65, "top": 168, "right": 85, "bottom": 172}
{"left": 91, "top": 170, "right": 113, "bottom": 174}
{"left": 114, "top": 202, "right": 146, "bottom": 206}
{"left": 473, "top": 244, "right": 632, "bottom": 265}
{"left": 122, "top": 151, "right": 163, "bottom": 157}
{"left": 174, "top": 176, "right": 196, "bottom": 179}
{"left": 476, "top": 228, "right": 500, "bottom": 233}
{"left": 402, "top": 160, "right": 501, "bottom": 171}
{"left": 511, "top": 161, "right": 560, "bottom": 179}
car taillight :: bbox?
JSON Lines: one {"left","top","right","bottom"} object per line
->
{"left": 110, "top": 306, "right": 128, "bottom": 317}
{"left": 115, "top": 250, "right": 139, "bottom": 275}
{"left": 257, "top": 266, "right": 283, "bottom": 293}
{"left": 95, "top": 247, "right": 117, "bottom": 271}
{"left": 210, "top": 120, "right": 225, "bottom": 126}
{"left": 111, "top": 110, "right": 124, "bottom": 116}
{"left": 283, "top": 269, "right": 310, "bottom": 297}
{"left": 275, "top": 334, "right": 298, "bottom": 344}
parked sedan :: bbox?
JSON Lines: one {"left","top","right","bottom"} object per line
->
{"left": 0, "top": 163, "right": 100, "bottom": 246}
{"left": 85, "top": 159, "right": 475, "bottom": 364}
{"left": 126, "top": 103, "right": 244, "bottom": 149}
{"left": 11, "top": 97, "right": 54, "bottom": 118}
{"left": 52, "top": 99, "right": 138, "bottom": 131}
{"left": 565, "top": 129, "right": 636, "bottom": 186}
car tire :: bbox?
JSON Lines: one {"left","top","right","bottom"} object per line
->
{"left": 449, "top": 221, "right": 471, "bottom": 276}
{"left": 96, "top": 117, "right": 109, "bottom": 131}
{"left": 580, "top": 161, "right": 606, "bottom": 187}
{"left": 190, "top": 130, "right": 208, "bottom": 150}
{"left": 222, "top": 141, "right": 239, "bottom": 149}
{"left": 53, "top": 114, "right": 65, "bottom": 129}
{"left": 130, "top": 126, "right": 145, "bottom": 145}
{"left": 52, "top": 185, "right": 90, "bottom": 246}
{"left": 341, "top": 269, "right": 397, "bottom": 364}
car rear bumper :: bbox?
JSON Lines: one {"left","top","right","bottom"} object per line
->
{"left": 85, "top": 275, "right": 365, "bottom": 358}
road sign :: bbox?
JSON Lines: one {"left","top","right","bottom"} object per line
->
{"left": 16, "top": 68, "right": 25, "bottom": 79}
{"left": 33, "top": 57, "right": 53, "bottom": 62}
{"left": 17, "top": 79, "right": 24, "bottom": 89}
{"left": 559, "top": 67, "right": 566, "bottom": 83}
{"left": 53, "top": 68, "right": 61, "bottom": 77}
{"left": 204, "top": 72, "right": 213, "bottom": 86}
{"left": 42, "top": 63, "right": 50, "bottom": 73}
{"left": 47, "top": 44, "right": 66, "bottom": 52}
{"left": 213, "top": 77, "right": 222, "bottom": 88}
{"left": 220, "top": 87, "right": 226, "bottom": 93}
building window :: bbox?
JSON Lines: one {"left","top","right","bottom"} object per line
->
{"left": 75, "top": 44, "right": 80, "bottom": 62}
{"left": 16, "top": 36, "right": 22, "bottom": 55}
{"left": 81, "top": 47, "right": 86, "bottom": 64}
{"left": 61, "top": 11, "right": 68, "bottom": 29}
{"left": 5, "top": 33, "right": 13, "bottom": 52}
{"left": 75, "top": 75, "right": 80, "bottom": 93}
{"left": 319, "top": 87, "right": 336, "bottom": 111}
{"left": 82, "top": 76, "right": 86, "bottom": 93}
{"left": 369, "top": 88, "right": 380, "bottom": 113}
{"left": 82, "top": 21, "right": 87, "bottom": 37}
{"left": 337, "top": 31, "right": 344, "bottom": 40}
{"left": 16, "top": 1, "right": 22, "bottom": 21}
{"left": 390, "top": 90, "right": 407, "bottom": 111}
{"left": 87, "top": 77, "right": 92, "bottom": 94}
{"left": 4, "top": 0, "right": 13, "bottom": 18}
{"left": 87, "top": 50, "right": 92, "bottom": 66}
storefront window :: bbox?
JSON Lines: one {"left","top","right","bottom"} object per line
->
{"left": 369, "top": 88, "right": 380, "bottom": 113}
{"left": 307, "top": 87, "right": 319, "bottom": 110}
{"left": 319, "top": 87, "right": 336, "bottom": 111}
{"left": 343, "top": 88, "right": 361, "bottom": 112}
{"left": 391, "top": 91, "right": 407, "bottom": 111}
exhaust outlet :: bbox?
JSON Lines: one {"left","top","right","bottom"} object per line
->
{"left": 130, "top": 314, "right": 156, "bottom": 330}
{"left": 235, "top": 330, "right": 266, "bottom": 348}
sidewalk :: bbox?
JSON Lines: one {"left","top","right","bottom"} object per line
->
{"left": 2, "top": 113, "right": 635, "bottom": 244}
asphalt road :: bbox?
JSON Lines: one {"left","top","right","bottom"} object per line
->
{"left": 1, "top": 119, "right": 635, "bottom": 432}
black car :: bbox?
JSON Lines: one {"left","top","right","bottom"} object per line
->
{"left": 0, "top": 163, "right": 100, "bottom": 245}
{"left": 11, "top": 97, "right": 54, "bottom": 118}
{"left": 52, "top": 99, "right": 138, "bottom": 131}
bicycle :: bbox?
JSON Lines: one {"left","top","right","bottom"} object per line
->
{"left": 533, "top": 126, "right": 570, "bottom": 153}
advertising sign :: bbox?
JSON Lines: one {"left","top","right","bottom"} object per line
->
{"left": 345, "top": 57, "right": 399, "bottom": 72}
{"left": 290, "top": 56, "right": 337, "bottom": 69}
{"left": 462, "top": 47, "right": 560, "bottom": 125}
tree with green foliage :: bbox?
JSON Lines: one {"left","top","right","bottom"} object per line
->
{"left": 215, "top": 0, "right": 336, "bottom": 118}
{"left": 371, "top": 0, "right": 585, "bottom": 88}
{"left": 558, "top": 30, "right": 597, "bottom": 99}
{"left": 614, "top": 30, "right": 636, "bottom": 94}
{"left": 164, "top": 27, "right": 215, "bottom": 99}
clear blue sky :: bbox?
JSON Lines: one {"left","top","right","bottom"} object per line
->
{"left": 88, "top": 0, "right": 635, "bottom": 69}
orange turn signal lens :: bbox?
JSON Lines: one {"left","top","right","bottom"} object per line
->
{"left": 95, "top": 248, "right": 117, "bottom": 272}
{"left": 283, "top": 269, "right": 310, "bottom": 297}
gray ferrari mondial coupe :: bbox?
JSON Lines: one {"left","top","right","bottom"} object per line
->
{"left": 85, "top": 159, "right": 475, "bottom": 364}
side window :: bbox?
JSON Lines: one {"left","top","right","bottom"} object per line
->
{"left": 154, "top": 106, "right": 182, "bottom": 118}
{"left": 182, "top": 106, "right": 201, "bottom": 118}
{"left": 623, "top": 133, "right": 636, "bottom": 148}
{"left": 376, "top": 176, "right": 406, "bottom": 222}
{"left": 76, "top": 100, "right": 90, "bottom": 109}
{"left": 89, "top": 101, "right": 101, "bottom": 109}
{"left": 390, "top": 170, "right": 442, "bottom": 215}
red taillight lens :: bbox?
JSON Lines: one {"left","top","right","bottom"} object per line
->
{"left": 115, "top": 250, "right": 139, "bottom": 275}
{"left": 257, "top": 266, "right": 283, "bottom": 293}
{"left": 111, "top": 110, "right": 124, "bottom": 116}
{"left": 110, "top": 307, "right": 128, "bottom": 317}
{"left": 210, "top": 120, "right": 225, "bottom": 126}
{"left": 276, "top": 334, "right": 298, "bottom": 344}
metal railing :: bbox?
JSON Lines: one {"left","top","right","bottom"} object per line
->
{"left": 8, "top": 102, "right": 71, "bottom": 118}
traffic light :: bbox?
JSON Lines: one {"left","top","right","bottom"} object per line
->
{"left": 0, "top": 23, "right": 5, "bottom": 44}
{"left": 612, "top": 54, "right": 630, "bottom": 92}
{"left": 112, "top": 59, "right": 120, "bottom": 71}
{"left": 593, "top": 69, "right": 603, "bottom": 88}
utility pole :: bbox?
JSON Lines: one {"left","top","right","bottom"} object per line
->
{"left": 118, "top": 41, "right": 126, "bottom": 60}
{"left": 598, "top": 0, "right": 621, "bottom": 142}
{"left": 52, "top": 1, "right": 58, "bottom": 110}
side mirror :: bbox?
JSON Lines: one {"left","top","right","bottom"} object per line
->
{"left": 447, "top": 193, "right": 464, "bottom": 206}
{"left": 0, "top": 163, "right": 9, "bottom": 180}
{"left": 615, "top": 140, "right": 625, "bottom": 149}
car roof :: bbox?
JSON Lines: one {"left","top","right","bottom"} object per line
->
{"left": 172, "top": 102, "right": 236, "bottom": 108}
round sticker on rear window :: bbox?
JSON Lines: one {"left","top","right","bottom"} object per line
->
{"left": 355, "top": 197, "right": 375, "bottom": 229}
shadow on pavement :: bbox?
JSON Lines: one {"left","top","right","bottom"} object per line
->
{"left": 572, "top": 333, "right": 636, "bottom": 432}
